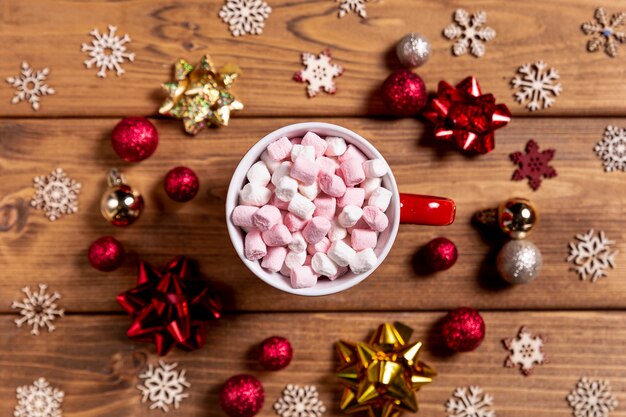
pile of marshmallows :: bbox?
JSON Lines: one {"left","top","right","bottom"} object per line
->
{"left": 231, "top": 131, "right": 392, "bottom": 289}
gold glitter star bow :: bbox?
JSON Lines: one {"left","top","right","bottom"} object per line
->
{"left": 336, "top": 322, "right": 436, "bottom": 417}
{"left": 159, "top": 55, "right": 243, "bottom": 135}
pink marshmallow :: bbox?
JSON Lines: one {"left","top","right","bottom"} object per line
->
{"left": 302, "top": 216, "right": 331, "bottom": 244}
{"left": 347, "top": 218, "right": 370, "bottom": 234}
{"left": 270, "top": 193, "right": 290, "bottom": 210}
{"left": 290, "top": 265, "right": 318, "bottom": 289}
{"left": 262, "top": 224, "right": 292, "bottom": 247}
{"left": 337, "top": 187, "right": 365, "bottom": 208}
{"left": 304, "top": 254, "right": 312, "bottom": 266}
{"left": 261, "top": 246, "right": 288, "bottom": 272}
{"left": 351, "top": 229, "right": 378, "bottom": 251}
{"left": 316, "top": 156, "right": 338, "bottom": 176}
{"left": 301, "top": 132, "right": 328, "bottom": 158}
{"left": 362, "top": 206, "right": 389, "bottom": 232}
{"left": 313, "top": 195, "right": 336, "bottom": 220}
{"left": 267, "top": 137, "right": 292, "bottom": 161}
{"left": 327, "top": 265, "right": 349, "bottom": 281}
{"left": 319, "top": 172, "right": 346, "bottom": 198}
{"left": 340, "top": 158, "right": 366, "bottom": 187}
{"left": 291, "top": 137, "right": 302, "bottom": 145}
{"left": 231, "top": 205, "right": 258, "bottom": 229}
{"left": 338, "top": 144, "right": 368, "bottom": 164}
{"left": 252, "top": 205, "right": 282, "bottom": 231}
{"left": 284, "top": 212, "right": 309, "bottom": 232}
{"left": 290, "top": 157, "right": 319, "bottom": 186}
{"left": 244, "top": 230, "right": 267, "bottom": 260}
{"left": 307, "top": 237, "right": 331, "bottom": 255}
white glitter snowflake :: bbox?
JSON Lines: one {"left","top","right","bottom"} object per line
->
{"left": 443, "top": 9, "right": 496, "bottom": 58}
{"left": 567, "top": 377, "right": 618, "bottom": 417}
{"left": 30, "top": 168, "right": 81, "bottom": 221}
{"left": 503, "top": 326, "right": 546, "bottom": 376}
{"left": 11, "top": 284, "right": 64, "bottom": 336}
{"left": 581, "top": 8, "right": 626, "bottom": 58}
{"left": 81, "top": 25, "right": 135, "bottom": 77}
{"left": 511, "top": 61, "right": 562, "bottom": 111}
{"left": 137, "top": 361, "right": 190, "bottom": 412}
{"left": 14, "top": 378, "right": 64, "bottom": 417}
{"left": 6, "top": 62, "right": 55, "bottom": 111}
{"left": 446, "top": 386, "right": 495, "bottom": 417}
{"left": 337, "top": 0, "right": 369, "bottom": 19}
{"left": 219, "top": 0, "right": 272, "bottom": 37}
{"left": 567, "top": 230, "right": 617, "bottom": 282}
{"left": 294, "top": 49, "right": 344, "bottom": 98}
{"left": 595, "top": 126, "right": 626, "bottom": 172}
{"left": 274, "top": 384, "right": 326, "bottom": 417}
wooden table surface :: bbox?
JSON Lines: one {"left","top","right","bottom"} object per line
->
{"left": 1, "top": 1, "right": 625, "bottom": 416}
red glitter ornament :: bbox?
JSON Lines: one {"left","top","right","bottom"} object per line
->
{"left": 381, "top": 70, "right": 427, "bottom": 116}
{"left": 164, "top": 166, "right": 200, "bottom": 202}
{"left": 441, "top": 307, "right": 485, "bottom": 352}
{"left": 111, "top": 117, "right": 159, "bottom": 162}
{"left": 425, "top": 237, "right": 458, "bottom": 271}
{"left": 510, "top": 139, "right": 557, "bottom": 191}
{"left": 258, "top": 336, "right": 293, "bottom": 371}
{"left": 87, "top": 236, "right": 125, "bottom": 272}
{"left": 219, "top": 374, "right": 265, "bottom": 417}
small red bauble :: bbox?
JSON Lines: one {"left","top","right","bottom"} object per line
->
{"left": 258, "top": 336, "right": 293, "bottom": 371}
{"left": 164, "top": 166, "right": 200, "bottom": 202}
{"left": 111, "top": 117, "right": 158, "bottom": 162}
{"left": 381, "top": 70, "right": 427, "bottom": 116}
{"left": 425, "top": 237, "right": 458, "bottom": 271}
{"left": 219, "top": 374, "right": 265, "bottom": 417}
{"left": 441, "top": 307, "right": 485, "bottom": 352}
{"left": 87, "top": 236, "right": 125, "bottom": 272}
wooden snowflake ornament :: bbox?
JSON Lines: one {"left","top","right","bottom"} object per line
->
{"left": 581, "top": 8, "right": 626, "bottom": 57}
{"left": 510, "top": 139, "right": 557, "bottom": 190}
{"left": 294, "top": 49, "right": 344, "bottom": 98}
{"left": 502, "top": 326, "right": 546, "bottom": 376}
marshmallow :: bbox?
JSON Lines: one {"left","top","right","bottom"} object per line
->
{"left": 307, "top": 237, "right": 331, "bottom": 255}
{"left": 338, "top": 205, "right": 364, "bottom": 228}
{"left": 362, "top": 206, "right": 389, "bottom": 232}
{"left": 244, "top": 231, "right": 267, "bottom": 261}
{"left": 301, "top": 132, "right": 328, "bottom": 158}
{"left": 316, "top": 156, "right": 339, "bottom": 176}
{"left": 311, "top": 252, "right": 338, "bottom": 277}
{"left": 285, "top": 250, "right": 307, "bottom": 269}
{"left": 349, "top": 248, "right": 377, "bottom": 274}
{"left": 302, "top": 216, "right": 331, "bottom": 244}
{"left": 288, "top": 193, "right": 316, "bottom": 219}
{"left": 288, "top": 231, "right": 307, "bottom": 253}
{"left": 231, "top": 205, "right": 258, "bottom": 229}
{"left": 246, "top": 161, "right": 271, "bottom": 186}
{"left": 261, "top": 246, "right": 288, "bottom": 272}
{"left": 363, "top": 159, "right": 388, "bottom": 178}
{"left": 284, "top": 212, "right": 309, "bottom": 232}
{"left": 252, "top": 205, "right": 282, "bottom": 231}
{"left": 267, "top": 136, "right": 292, "bottom": 161}
{"left": 368, "top": 187, "right": 392, "bottom": 211}
{"left": 327, "top": 240, "right": 357, "bottom": 267}
{"left": 325, "top": 136, "right": 347, "bottom": 157}
{"left": 337, "top": 187, "right": 365, "bottom": 208}
{"left": 269, "top": 193, "right": 290, "bottom": 210}
{"left": 279, "top": 263, "right": 291, "bottom": 277}
{"left": 313, "top": 195, "right": 336, "bottom": 220}
{"left": 271, "top": 161, "right": 292, "bottom": 186}
{"left": 351, "top": 229, "right": 378, "bottom": 251}
{"left": 261, "top": 150, "right": 282, "bottom": 174}
{"left": 239, "top": 183, "right": 271, "bottom": 207}
{"left": 290, "top": 145, "right": 316, "bottom": 162}
{"left": 327, "top": 265, "right": 349, "bottom": 281}
{"left": 290, "top": 156, "right": 320, "bottom": 185}
{"left": 290, "top": 265, "right": 318, "bottom": 289}
{"left": 340, "top": 158, "right": 366, "bottom": 187}
{"left": 275, "top": 176, "right": 299, "bottom": 202}
{"left": 261, "top": 224, "right": 292, "bottom": 247}
{"left": 291, "top": 137, "right": 302, "bottom": 145}
{"left": 361, "top": 177, "right": 382, "bottom": 198}
{"left": 329, "top": 219, "right": 348, "bottom": 242}
{"left": 318, "top": 172, "right": 346, "bottom": 198}
{"left": 299, "top": 181, "right": 319, "bottom": 200}
{"left": 338, "top": 144, "right": 368, "bottom": 164}
{"left": 346, "top": 218, "right": 369, "bottom": 234}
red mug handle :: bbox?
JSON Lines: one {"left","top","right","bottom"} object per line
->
{"left": 399, "top": 193, "right": 456, "bottom": 226}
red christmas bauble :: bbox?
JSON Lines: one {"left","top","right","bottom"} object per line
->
{"left": 381, "top": 70, "right": 427, "bottom": 116}
{"left": 441, "top": 307, "right": 485, "bottom": 352}
{"left": 111, "top": 117, "right": 158, "bottom": 162}
{"left": 219, "top": 375, "right": 265, "bottom": 417}
{"left": 258, "top": 336, "right": 293, "bottom": 371}
{"left": 425, "top": 237, "right": 458, "bottom": 271}
{"left": 164, "top": 166, "right": 200, "bottom": 202}
{"left": 87, "top": 236, "right": 125, "bottom": 272}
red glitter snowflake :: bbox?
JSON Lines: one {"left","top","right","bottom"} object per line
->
{"left": 510, "top": 139, "right": 557, "bottom": 190}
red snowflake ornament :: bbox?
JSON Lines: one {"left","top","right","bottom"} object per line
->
{"left": 510, "top": 140, "right": 557, "bottom": 190}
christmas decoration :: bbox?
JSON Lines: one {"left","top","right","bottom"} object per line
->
{"left": 510, "top": 139, "right": 557, "bottom": 191}
{"left": 567, "top": 229, "right": 617, "bottom": 282}
{"left": 294, "top": 49, "right": 344, "bottom": 98}
{"left": 87, "top": 236, "right": 125, "bottom": 272}
{"left": 220, "top": 375, "right": 265, "bottom": 417}
{"left": 14, "top": 378, "right": 64, "bottom": 417}
{"left": 567, "top": 377, "right": 618, "bottom": 417}
{"left": 474, "top": 197, "right": 538, "bottom": 239}
{"left": 6, "top": 61, "right": 55, "bottom": 110}
{"left": 31, "top": 168, "right": 81, "bottom": 221}
{"left": 423, "top": 76, "right": 511, "bottom": 154}
{"left": 511, "top": 61, "right": 562, "bottom": 111}
{"left": 443, "top": 9, "right": 496, "bottom": 58}
{"left": 441, "top": 307, "right": 485, "bottom": 352}
{"left": 335, "top": 322, "right": 436, "bottom": 417}
{"left": 381, "top": 70, "right": 427, "bottom": 116}
{"left": 164, "top": 166, "right": 200, "bottom": 202}
{"left": 274, "top": 385, "right": 326, "bottom": 417}
{"left": 337, "top": 0, "right": 369, "bottom": 18}
{"left": 81, "top": 25, "right": 135, "bottom": 77}
{"left": 11, "top": 284, "right": 64, "bottom": 335}
{"left": 496, "top": 240, "right": 542, "bottom": 284}
{"left": 137, "top": 361, "right": 190, "bottom": 412}
{"left": 159, "top": 55, "right": 243, "bottom": 135}
{"left": 100, "top": 169, "right": 144, "bottom": 227}
{"left": 445, "top": 386, "right": 495, "bottom": 417}
{"left": 595, "top": 125, "right": 626, "bottom": 172}
{"left": 219, "top": 0, "right": 272, "bottom": 37}
{"left": 117, "top": 256, "right": 221, "bottom": 355}
{"left": 396, "top": 33, "right": 431, "bottom": 68}
{"left": 424, "top": 237, "right": 458, "bottom": 271}
{"left": 503, "top": 326, "right": 546, "bottom": 376}
{"left": 111, "top": 117, "right": 159, "bottom": 162}
{"left": 258, "top": 336, "right": 293, "bottom": 371}
{"left": 581, "top": 8, "right": 626, "bottom": 58}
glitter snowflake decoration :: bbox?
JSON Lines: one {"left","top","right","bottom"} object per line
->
{"left": 337, "top": 0, "right": 369, "bottom": 19}
{"left": 443, "top": 9, "right": 496, "bottom": 58}
{"left": 595, "top": 126, "right": 626, "bottom": 172}
{"left": 137, "top": 361, "right": 190, "bottom": 412}
{"left": 274, "top": 384, "right": 326, "bottom": 417}
{"left": 502, "top": 326, "right": 546, "bottom": 376}
{"left": 30, "top": 168, "right": 81, "bottom": 221}
{"left": 511, "top": 61, "right": 562, "bottom": 111}
{"left": 81, "top": 25, "right": 135, "bottom": 77}
{"left": 567, "top": 230, "right": 617, "bottom": 282}
{"left": 11, "top": 284, "right": 64, "bottom": 335}
{"left": 567, "top": 377, "right": 618, "bottom": 417}
{"left": 294, "top": 49, "right": 344, "bottom": 98}
{"left": 14, "top": 378, "right": 64, "bottom": 417}
{"left": 6, "top": 62, "right": 55, "bottom": 111}
{"left": 581, "top": 8, "right": 626, "bottom": 58}
{"left": 219, "top": 0, "right": 272, "bottom": 37}
{"left": 510, "top": 139, "right": 557, "bottom": 191}
{"left": 446, "top": 386, "right": 495, "bottom": 417}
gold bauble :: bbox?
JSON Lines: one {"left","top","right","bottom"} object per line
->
{"left": 100, "top": 169, "right": 144, "bottom": 227}
{"left": 497, "top": 197, "right": 538, "bottom": 239}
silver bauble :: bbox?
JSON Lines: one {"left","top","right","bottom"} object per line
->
{"left": 496, "top": 240, "right": 542, "bottom": 284}
{"left": 396, "top": 33, "right": 431, "bottom": 68}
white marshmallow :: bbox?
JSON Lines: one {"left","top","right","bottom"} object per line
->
{"left": 325, "top": 136, "right": 347, "bottom": 157}
{"left": 239, "top": 183, "right": 271, "bottom": 207}
{"left": 288, "top": 193, "right": 316, "bottom": 219}
{"left": 349, "top": 248, "right": 378, "bottom": 274}
{"left": 361, "top": 177, "right": 382, "bottom": 198}
{"left": 329, "top": 219, "right": 347, "bottom": 242}
{"left": 337, "top": 205, "right": 364, "bottom": 228}
{"left": 275, "top": 176, "right": 299, "bottom": 202}
{"left": 290, "top": 145, "right": 316, "bottom": 162}
{"left": 285, "top": 250, "right": 306, "bottom": 269}
{"left": 362, "top": 159, "right": 388, "bottom": 178}
{"left": 246, "top": 161, "right": 271, "bottom": 186}
{"left": 368, "top": 187, "right": 392, "bottom": 211}
{"left": 271, "top": 161, "right": 292, "bottom": 186}
{"left": 261, "top": 150, "right": 281, "bottom": 174}
{"left": 299, "top": 181, "right": 319, "bottom": 201}
{"left": 288, "top": 232, "right": 307, "bottom": 253}
{"left": 311, "top": 252, "right": 339, "bottom": 277}
{"left": 327, "top": 240, "right": 357, "bottom": 267}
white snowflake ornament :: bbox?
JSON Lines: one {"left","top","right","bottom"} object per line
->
{"left": 567, "top": 377, "right": 618, "bottom": 417}
{"left": 443, "top": 9, "right": 496, "bottom": 58}
{"left": 31, "top": 168, "right": 81, "bottom": 221}
{"left": 446, "top": 386, "right": 495, "bottom": 417}
{"left": 337, "top": 0, "right": 369, "bottom": 19}
{"left": 595, "top": 126, "right": 626, "bottom": 172}
{"left": 294, "top": 49, "right": 344, "bottom": 98}
{"left": 274, "top": 384, "right": 326, "bottom": 417}
{"left": 81, "top": 25, "right": 135, "bottom": 77}
{"left": 137, "top": 361, "right": 190, "bottom": 412}
{"left": 581, "top": 8, "right": 626, "bottom": 58}
{"left": 567, "top": 229, "right": 617, "bottom": 282}
{"left": 6, "top": 62, "right": 55, "bottom": 111}
{"left": 502, "top": 326, "right": 546, "bottom": 376}
{"left": 14, "top": 378, "right": 64, "bottom": 417}
{"left": 11, "top": 284, "right": 64, "bottom": 335}
{"left": 511, "top": 61, "right": 562, "bottom": 111}
{"left": 219, "top": 0, "right": 272, "bottom": 37}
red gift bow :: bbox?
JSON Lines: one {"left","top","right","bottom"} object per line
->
{"left": 117, "top": 256, "right": 221, "bottom": 355}
{"left": 423, "top": 76, "right": 511, "bottom": 154}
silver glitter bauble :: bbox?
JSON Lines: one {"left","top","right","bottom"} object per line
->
{"left": 496, "top": 240, "right": 542, "bottom": 284}
{"left": 396, "top": 33, "right": 432, "bottom": 68}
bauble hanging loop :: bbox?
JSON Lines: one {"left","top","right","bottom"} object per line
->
{"left": 100, "top": 168, "right": 144, "bottom": 227}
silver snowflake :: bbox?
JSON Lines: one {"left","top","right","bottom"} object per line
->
{"left": 6, "top": 62, "right": 55, "bottom": 111}
{"left": 274, "top": 384, "right": 326, "bottom": 417}
{"left": 511, "top": 61, "right": 562, "bottom": 111}
{"left": 567, "top": 229, "right": 617, "bottom": 282}
{"left": 443, "top": 9, "right": 496, "bottom": 58}
{"left": 445, "top": 386, "right": 495, "bottom": 417}
{"left": 219, "top": 0, "right": 272, "bottom": 37}
{"left": 567, "top": 377, "right": 618, "bottom": 417}
{"left": 581, "top": 8, "right": 626, "bottom": 58}
{"left": 294, "top": 49, "right": 344, "bottom": 98}
{"left": 595, "top": 126, "right": 626, "bottom": 172}
{"left": 81, "top": 25, "right": 135, "bottom": 77}
{"left": 337, "top": 0, "right": 369, "bottom": 19}
{"left": 30, "top": 168, "right": 81, "bottom": 221}
{"left": 11, "top": 284, "right": 64, "bottom": 335}
{"left": 503, "top": 326, "right": 546, "bottom": 376}
{"left": 14, "top": 378, "right": 64, "bottom": 417}
{"left": 137, "top": 361, "right": 190, "bottom": 412}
